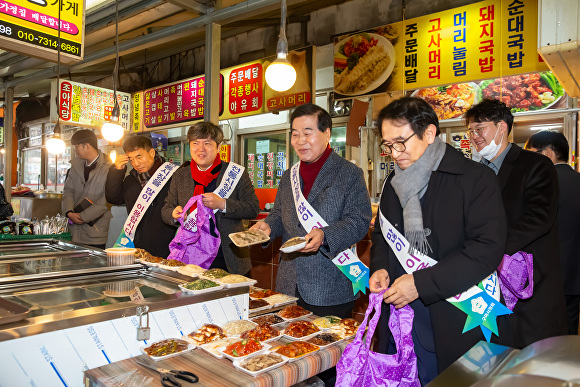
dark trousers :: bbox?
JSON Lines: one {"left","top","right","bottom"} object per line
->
{"left": 295, "top": 287, "right": 356, "bottom": 387}
{"left": 566, "top": 295, "right": 580, "bottom": 335}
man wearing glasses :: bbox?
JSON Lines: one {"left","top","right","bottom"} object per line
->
{"left": 370, "top": 97, "right": 506, "bottom": 383}
{"left": 464, "top": 99, "right": 568, "bottom": 348}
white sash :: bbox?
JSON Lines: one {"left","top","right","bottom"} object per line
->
{"left": 120, "top": 162, "right": 178, "bottom": 243}
{"left": 183, "top": 162, "right": 245, "bottom": 231}
{"left": 290, "top": 162, "right": 369, "bottom": 291}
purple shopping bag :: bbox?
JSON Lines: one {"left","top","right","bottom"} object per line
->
{"left": 167, "top": 195, "right": 220, "bottom": 268}
{"left": 336, "top": 290, "right": 420, "bottom": 387}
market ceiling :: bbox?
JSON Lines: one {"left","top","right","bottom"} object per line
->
{"left": 0, "top": 0, "right": 350, "bottom": 99}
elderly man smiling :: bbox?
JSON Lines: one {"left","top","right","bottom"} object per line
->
{"left": 370, "top": 97, "right": 506, "bottom": 384}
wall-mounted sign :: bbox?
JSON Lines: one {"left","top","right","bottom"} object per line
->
{"left": 141, "top": 75, "right": 224, "bottom": 131}
{"left": 50, "top": 80, "right": 131, "bottom": 130}
{"left": 0, "top": 0, "right": 84, "bottom": 64}
{"left": 132, "top": 92, "right": 141, "bottom": 132}
{"left": 219, "top": 144, "right": 231, "bottom": 162}
{"left": 334, "top": 0, "right": 546, "bottom": 98}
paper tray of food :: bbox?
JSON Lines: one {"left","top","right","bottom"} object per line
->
{"left": 217, "top": 274, "right": 257, "bottom": 289}
{"left": 263, "top": 293, "right": 299, "bottom": 307}
{"left": 250, "top": 313, "right": 286, "bottom": 327}
{"left": 271, "top": 341, "right": 320, "bottom": 362}
{"left": 179, "top": 279, "right": 225, "bottom": 294}
{"left": 305, "top": 333, "right": 345, "bottom": 348}
{"left": 220, "top": 320, "right": 257, "bottom": 337}
{"left": 229, "top": 229, "right": 270, "bottom": 247}
{"left": 249, "top": 299, "right": 273, "bottom": 313}
{"left": 140, "top": 339, "right": 195, "bottom": 361}
{"left": 199, "top": 338, "right": 240, "bottom": 359}
{"left": 233, "top": 353, "right": 289, "bottom": 377}
{"left": 0, "top": 297, "right": 29, "bottom": 325}
{"left": 279, "top": 237, "right": 307, "bottom": 253}
{"left": 219, "top": 341, "right": 271, "bottom": 362}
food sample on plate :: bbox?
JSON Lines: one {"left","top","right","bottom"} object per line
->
{"left": 263, "top": 293, "right": 296, "bottom": 305}
{"left": 187, "top": 324, "right": 226, "bottom": 345}
{"left": 274, "top": 341, "right": 319, "bottom": 358}
{"left": 135, "top": 248, "right": 152, "bottom": 261}
{"left": 312, "top": 316, "right": 342, "bottom": 329}
{"left": 413, "top": 83, "right": 476, "bottom": 119}
{"left": 159, "top": 259, "right": 186, "bottom": 268}
{"left": 480, "top": 72, "right": 564, "bottom": 112}
{"left": 284, "top": 321, "right": 319, "bottom": 338}
{"left": 278, "top": 305, "right": 310, "bottom": 319}
{"left": 240, "top": 354, "right": 285, "bottom": 372}
{"left": 144, "top": 338, "right": 190, "bottom": 357}
{"left": 241, "top": 324, "right": 280, "bottom": 341}
{"left": 182, "top": 279, "right": 220, "bottom": 291}
{"left": 230, "top": 229, "right": 270, "bottom": 246}
{"left": 280, "top": 237, "right": 307, "bottom": 249}
{"left": 219, "top": 274, "right": 253, "bottom": 284}
{"left": 138, "top": 252, "right": 164, "bottom": 264}
{"left": 177, "top": 264, "right": 205, "bottom": 276}
{"left": 200, "top": 337, "right": 239, "bottom": 357}
{"left": 306, "top": 333, "right": 342, "bottom": 346}
{"left": 223, "top": 339, "right": 263, "bottom": 357}
{"left": 221, "top": 320, "right": 256, "bottom": 336}
{"left": 249, "top": 299, "right": 270, "bottom": 309}
{"left": 251, "top": 314, "right": 285, "bottom": 325}
{"left": 202, "top": 268, "right": 230, "bottom": 280}
{"left": 330, "top": 318, "right": 360, "bottom": 338}
{"left": 249, "top": 289, "right": 279, "bottom": 299}
{"left": 334, "top": 33, "right": 391, "bottom": 94}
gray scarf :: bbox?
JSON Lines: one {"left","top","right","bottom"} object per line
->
{"left": 390, "top": 137, "right": 446, "bottom": 256}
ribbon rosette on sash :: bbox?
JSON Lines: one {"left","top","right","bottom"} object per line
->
{"left": 379, "top": 211, "right": 512, "bottom": 341}
{"left": 290, "top": 163, "right": 369, "bottom": 295}
{"left": 115, "top": 162, "right": 179, "bottom": 248}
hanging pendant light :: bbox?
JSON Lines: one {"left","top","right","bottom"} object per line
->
{"left": 265, "top": 0, "right": 297, "bottom": 92}
{"left": 48, "top": 2, "right": 65, "bottom": 155}
{"left": 101, "top": 0, "right": 124, "bottom": 143}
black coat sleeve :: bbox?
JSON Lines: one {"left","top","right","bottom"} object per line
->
{"left": 105, "top": 165, "right": 127, "bottom": 205}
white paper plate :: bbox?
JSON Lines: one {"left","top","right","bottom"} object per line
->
{"left": 140, "top": 341, "right": 195, "bottom": 361}
{"left": 270, "top": 345, "right": 320, "bottom": 362}
{"left": 249, "top": 313, "right": 287, "bottom": 327}
{"left": 199, "top": 338, "right": 240, "bottom": 359}
{"left": 233, "top": 354, "right": 289, "bottom": 377}
{"left": 219, "top": 342, "right": 271, "bottom": 362}
{"left": 229, "top": 229, "right": 270, "bottom": 247}
{"left": 279, "top": 239, "right": 307, "bottom": 254}
{"left": 179, "top": 284, "right": 225, "bottom": 294}
{"left": 263, "top": 295, "right": 299, "bottom": 308}
{"left": 220, "top": 320, "right": 258, "bottom": 337}
{"left": 218, "top": 279, "right": 258, "bottom": 289}
{"left": 304, "top": 334, "right": 345, "bottom": 348}
{"left": 276, "top": 311, "right": 313, "bottom": 322}
{"left": 249, "top": 303, "right": 274, "bottom": 313}
{"left": 281, "top": 330, "right": 321, "bottom": 342}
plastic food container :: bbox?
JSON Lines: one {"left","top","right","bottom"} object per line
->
{"left": 104, "top": 247, "right": 136, "bottom": 266}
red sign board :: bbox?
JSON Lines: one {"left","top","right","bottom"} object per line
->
{"left": 143, "top": 75, "right": 223, "bottom": 129}
{"left": 228, "top": 63, "right": 262, "bottom": 115}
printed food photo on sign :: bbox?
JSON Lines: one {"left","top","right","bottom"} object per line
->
{"left": 334, "top": 31, "right": 396, "bottom": 96}
{"left": 478, "top": 71, "right": 565, "bottom": 113}
{"left": 411, "top": 83, "right": 478, "bottom": 120}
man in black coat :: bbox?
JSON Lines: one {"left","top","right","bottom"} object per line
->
{"left": 525, "top": 130, "right": 580, "bottom": 334}
{"left": 105, "top": 136, "right": 177, "bottom": 258}
{"left": 370, "top": 97, "right": 507, "bottom": 384}
{"left": 465, "top": 99, "right": 568, "bottom": 348}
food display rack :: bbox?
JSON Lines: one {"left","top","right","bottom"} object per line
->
{"left": 0, "top": 240, "right": 249, "bottom": 386}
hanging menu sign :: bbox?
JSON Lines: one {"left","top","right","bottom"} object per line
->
{"left": 142, "top": 75, "right": 224, "bottom": 130}
{"left": 228, "top": 63, "right": 263, "bottom": 115}
{"left": 0, "top": 0, "right": 84, "bottom": 64}
{"left": 50, "top": 80, "right": 131, "bottom": 130}
{"left": 333, "top": 0, "right": 546, "bottom": 97}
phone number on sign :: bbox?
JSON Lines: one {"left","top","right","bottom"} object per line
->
{"left": 0, "top": 22, "right": 81, "bottom": 56}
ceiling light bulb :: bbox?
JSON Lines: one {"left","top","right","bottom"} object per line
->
{"left": 101, "top": 102, "right": 124, "bottom": 142}
{"left": 265, "top": 54, "right": 297, "bottom": 92}
{"left": 46, "top": 136, "right": 66, "bottom": 154}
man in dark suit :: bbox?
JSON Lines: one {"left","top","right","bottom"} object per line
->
{"left": 525, "top": 130, "right": 580, "bottom": 334}
{"left": 465, "top": 99, "right": 568, "bottom": 348}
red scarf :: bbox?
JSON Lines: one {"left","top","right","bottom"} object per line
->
{"left": 190, "top": 154, "right": 222, "bottom": 197}
{"left": 299, "top": 144, "right": 332, "bottom": 199}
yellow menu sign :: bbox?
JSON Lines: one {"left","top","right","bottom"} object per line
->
{"left": 0, "top": 0, "right": 84, "bottom": 64}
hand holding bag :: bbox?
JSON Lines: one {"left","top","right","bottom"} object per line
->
{"left": 336, "top": 290, "right": 420, "bottom": 387}
{"left": 167, "top": 195, "right": 220, "bottom": 268}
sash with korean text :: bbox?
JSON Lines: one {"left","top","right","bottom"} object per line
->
{"left": 115, "top": 162, "right": 178, "bottom": 248}
{"left": 182, "top": 162, "right": 245, "bottom": 232}
{"left": 378, "top": 209, "right": 511, "bottom": 341}
{"left": 290, "top": 162, "right": 369, "bottom": 295}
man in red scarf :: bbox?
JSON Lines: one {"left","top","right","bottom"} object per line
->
{"left": 161, "top": 122, "right": 260, "bottom": 274}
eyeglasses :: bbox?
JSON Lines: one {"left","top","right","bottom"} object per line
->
{"left": 466, "top": 128, "right": 486, "bottom": 139}
{"left": 380, "top": 132, "right": 416, "bottom": 155}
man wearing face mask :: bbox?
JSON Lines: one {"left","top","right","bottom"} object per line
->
{"left": 465, "top": 99, "right": 568, "bottom": 348}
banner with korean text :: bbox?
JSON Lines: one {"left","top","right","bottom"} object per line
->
{"left": 0, "top": 0, "right": 84, "bottom": 63}
{"left": 334, "top": 0, "right": 547, "bottom": 98}
{"left": 50, "top": 80, "right": 131, "bottom": 130}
